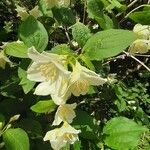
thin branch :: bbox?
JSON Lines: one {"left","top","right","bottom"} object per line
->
{"left": 64, "top": 27, "right": 74, "bottom": 48}
{"left": 116, "top": 0, "right": 138, "bottom": 17}
{"left": 124, "top": 4, "right": 150, "bottom": 18}
{"left": 123, "top": 51, "right": 150, "bottom": 72}
{"left": 134, "top": 54, "right": 150, "bottom": 57}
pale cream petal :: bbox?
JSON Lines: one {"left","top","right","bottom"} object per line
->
{"left": 53, "top": 103, "right": 77, "bottom": 125}
{"left": 50, "top": 137, "right": 67, "bottom": 150}
{"left": 28, "top": 47, "right": 51, "bottom": 63}
{"left": 43, "top": 129, "right": 58, "bottom": 141}
{"left": 34, "top": 82, "right": 53, "bottom": 95}
{"left": 52, "top": 114, "right": 62, "bottom": 126}
{"left": 29, "top": 6, "right": 41, "bottom": 19}
{"left": 27, "top": 62, "right": 46, "bottom": 82}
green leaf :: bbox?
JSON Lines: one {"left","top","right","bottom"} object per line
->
{"left": 72, "top": 22, "right": 92, "bottom": 47}
{"left": 0, "top": 113, "right": 5, "bottom": 123}
{"left": 129, "top": 11, "right": 150, "bottom": 24}
{"left": 50, "top": 44, "right": 74, "bottom": 55}
{"left": 52, "top": 7, "right": 76, "bottom": 26}
{"left": 103, "top": 117, "right": 148, "bottom": 150}
{"left": 19, "top": 16, "right": 48, "bottom": 52}
{"left": 72, "top": 111, "right": 100, "bottom": 140}
{"left": 3, "top": 128, "right": 29, "bottom": 150}
{"left": 73, "top": 141, "right": 81, "bottom": 150}
{"left": 17, "top": 119, "right": 42, "bottom": 138}
{"left": 96, "top": 14, "right": 114, "bottom": 29}
{"left": 4, "top": 41, "right": 28, "bottom": 58}
{"left": 87, "top": 0, "right": 104, "bottom": 19}
{"left": 31, "top": 100, "right": 57, "bottom": 113}
{"left": 18, "top": 67, "right": 35, "bottom": 94}
{"left": 83, "top": 29, "right": 137, "bottom": 60}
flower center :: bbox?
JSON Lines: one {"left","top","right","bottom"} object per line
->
{"left": 63, "top": 133, "right": 75, "bottom": 141}
{"left": 38, "top": 63, "right": 58, "bottom": 81}
{"left": 70, "top": 79, "right": 89, "bottom": 96}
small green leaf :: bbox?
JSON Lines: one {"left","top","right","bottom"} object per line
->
{"left": 52, "top": 7, "right": 76, "bottom": 26}
{"left": 72, "top": 22, "right": 92, "bottom": 47}
{"left": 83, "top": 29, "right": 137, "bottom": 60}
{"left": 4, "top": 41, "right": 28, "bottom": 58}
{"left": 72, "top": 111, "right": 100, "bottom": 140}
{"left": 19, "top": 16, "right": 48, "bottom": 52}
{"left": 3, "top": 128, "right": 29, "bottom": 150}
{"left": 50, "top": 44, "right": 74, "bottom": 55}
{"left": 17, "top": 119, "right": 43, "bottom": 137}
{"left": 129, "top": 11, "right": 150, "bottom": 24}
{"left": 87, "top": 0, "right": 104, "bottom": 19}
{"left": 103, "top": 117, "right": 148, "bottom": 150}
{"left": 18, "top": 67, "right": 35, "bottom": 94}
{"left": 31, "top": 100, "right": 57, "bottom": 113}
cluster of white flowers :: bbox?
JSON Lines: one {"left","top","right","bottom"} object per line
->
{"left": 27, "top": 47, "right": 107, "bottom": 150}
{"left": 129, "top": 24, "right": 150, "bottom": 54}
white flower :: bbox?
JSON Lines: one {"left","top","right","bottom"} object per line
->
{"left": 133, "top": 24, "right": 150, "bottom": 39}
{"left": 69, "top": 61, "right": 107, "bottom": 96}
{"left": 44, "top": 122, "right": 80, "bottom": 150}
{"left": 129, "top": 39, "right": 150, "bottom": 54}
{"left": 53, "top": 103, "right": 77, "bottom": 125}
{"left": 0, "top": 50, "right": 11, "bottom": 69}
{"left": 27, "top": 47, "right": 71, "bottom": 104}
{"left": 15, "top": 5, "right": 42, "bottom": 21}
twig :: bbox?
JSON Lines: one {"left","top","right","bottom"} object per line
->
{"left": 116, "top": 0, "right": 138, "bottom": 17}
{"left": 134, "top": 54, "right": 150, "bottom": 57}
{"left": 124, "top": 4, "right": 150, "bottom": 18}
{"left": 123, "top": 51, "right": 150, "bottom": 72}
{"left": 64, "top": 27, "right": 74, "bottom": 48}
{"left": 82, "top": 0, "right": 87, "bottom": 24}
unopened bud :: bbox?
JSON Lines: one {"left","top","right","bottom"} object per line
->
{"left": 9, "top": 114, "right": 20, "bottom": 123}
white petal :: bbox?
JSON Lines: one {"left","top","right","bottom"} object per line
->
{"left": 50, "top": 137, "right": 67, "bottom": 150}
{"left": 52, "top": 115, "right": 62, "bottom": 126}
{"left": 34, "top": 82, "right": 53, "bottom": 95}
{"left": 28, "top": 47, "right": 51, "bottom": 63}
{"left": 43, "top": 129, "right": 58, "bottom": 141}
{"left": 27, "top": 62, "right": 46, "bottom": 82}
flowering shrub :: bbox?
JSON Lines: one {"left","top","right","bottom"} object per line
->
{"left": 0, "top": 0, "right": 150, "bottom": 150}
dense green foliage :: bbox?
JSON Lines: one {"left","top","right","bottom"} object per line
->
{"left": 0, "top": 0, "right": 150, "bottom": 150}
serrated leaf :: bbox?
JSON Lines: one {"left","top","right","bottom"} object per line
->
{"left": 19, "top": 16, "right": 48, "bottom": 52}
{"left": 18, "top": 67, "right": 35, "bottom": 94}
{"left": 83, "top": 29, "right": 137, "bottom": 60}
{"left": 31, "top": 100, "right": 57, "bottom": 113}
{"left": 52, "top": 7, "right": 76, "bottom": 26}
{"left": 72, "top": 22, "right": 92, "bottom": 47}
{"left": 103, "top": 117, "right": 148, "bottom": 150}
{"left": 3, "top": 128, "right": 29, "bottom": 150}
{"left": 4, "top": 41, "right": 28, "bottom": 58}
{"left": 129, "top": 11, "right": 150, "bottom": 24}
{"left": 50, "top": 44, "right": 73, "bottom": 55}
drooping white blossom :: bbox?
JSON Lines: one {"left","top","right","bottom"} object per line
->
{"left": 69, "top": 61, "right": 107, "bottom": 96}
{"left": 129, "top": 24, "right": 150, "bottom": 54}
{"left": 52, "top": 103, "right": 77, "bottom": 125}
{"left": 27, "top": 47, "right": 71, "bottom": 105}
{"left": 44, "top": 122, "right": 80, "bottom": 150}
{"left": 133, "top": 24, "right": 150, "bottom": 39}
